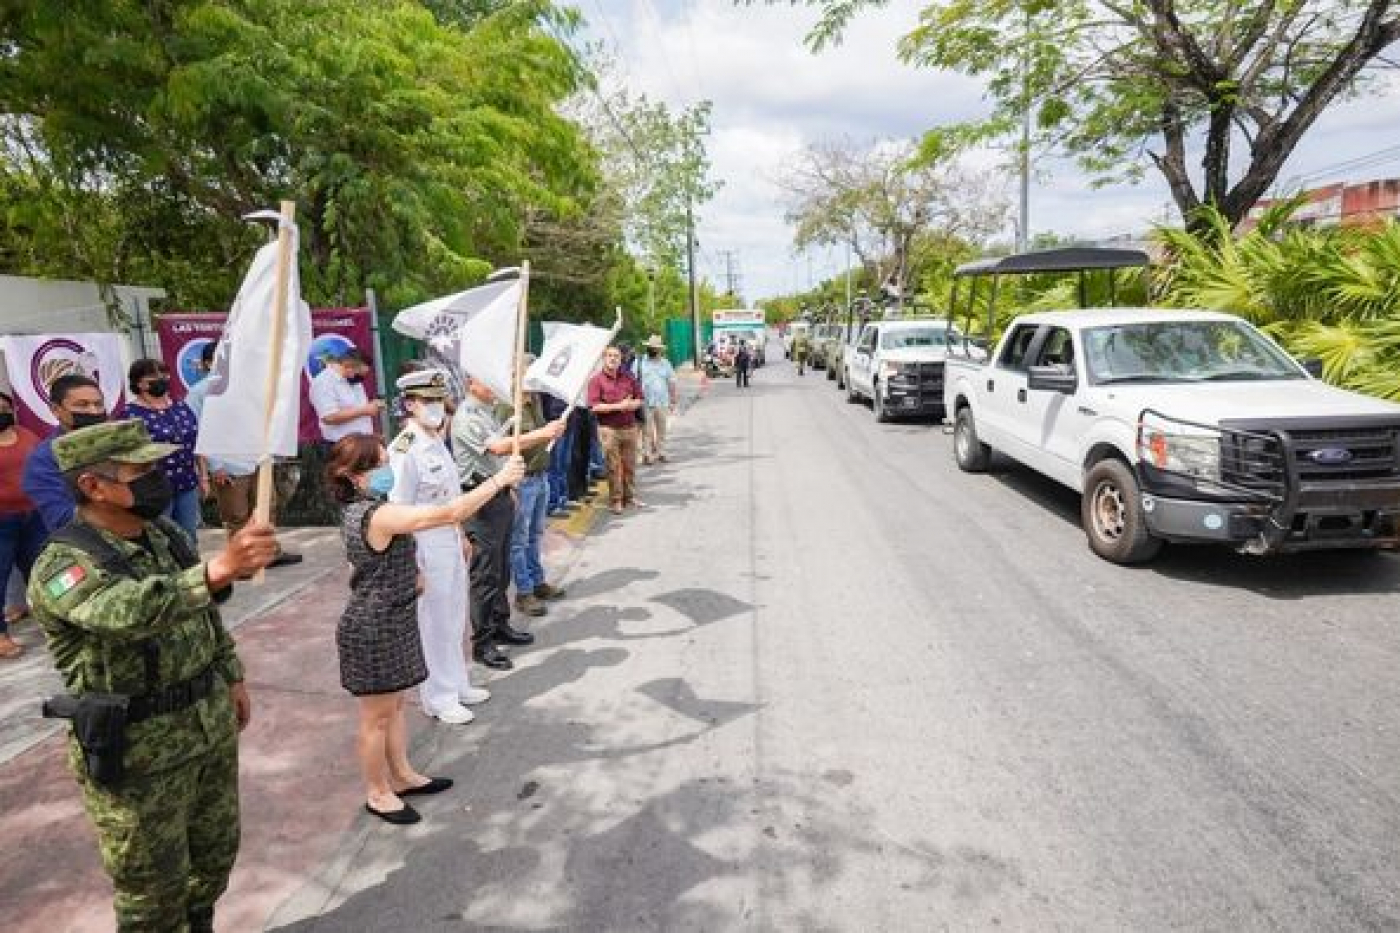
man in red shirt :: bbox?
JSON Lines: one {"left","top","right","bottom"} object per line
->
{"left": 587, "top": 346, "right": 644, "bottom": 514}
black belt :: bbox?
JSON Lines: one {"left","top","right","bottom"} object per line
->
{"left": 126, "top": 667, "right": 218, "bottom": 723}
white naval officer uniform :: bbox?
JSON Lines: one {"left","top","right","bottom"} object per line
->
{"left": 388, "top": 409, "right": 475, "bottom": 718}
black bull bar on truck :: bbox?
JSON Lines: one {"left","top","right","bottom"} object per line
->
{"left": 1136, "top": 409, "right": 1400, "bottom": 553}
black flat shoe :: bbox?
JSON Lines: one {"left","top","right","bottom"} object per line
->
{"left": 400, "top": 777, "right": 454, "bottom": 797}
{"left": 365, "top": 802, "right": 421, "bottom": 825}
{"left": 474, "top": 646, "right": 514, "bottom": 670}
{"left": 496, "top": 625, "right": 535, "bottom": 646}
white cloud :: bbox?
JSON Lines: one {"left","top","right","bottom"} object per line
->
{"left": 584, "top": 1, "right": 1400, "bottom": 300}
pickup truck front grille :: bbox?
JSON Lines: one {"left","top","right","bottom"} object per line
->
{"left": 1218, "top": 419, "right": 1400, "bottom": 493}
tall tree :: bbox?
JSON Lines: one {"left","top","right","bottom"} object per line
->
{"left": 753, "top": 1, "right": 1400, "bottom": 230}
{"left": 779, "top": 137, "right": 1006, "bottom": 301}
{"left": 0, "top": 0, "right": 596, "bottom": 307}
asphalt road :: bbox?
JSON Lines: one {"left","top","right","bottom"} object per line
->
{"left": 274, "top": 345, "right": 1400, "bottom": 932}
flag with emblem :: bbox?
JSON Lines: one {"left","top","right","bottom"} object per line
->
{"left": 524, "top": 310, "right": 623, "bottom": 405}
{"left": 195, "top": 208, "right": 311, "bottom": 461}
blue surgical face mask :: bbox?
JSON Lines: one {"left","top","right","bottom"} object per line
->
{"left": 367, "top": 465, "right": 395, "bottom": 497}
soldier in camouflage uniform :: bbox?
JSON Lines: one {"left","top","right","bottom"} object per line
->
{"left": 27, "top": 420, "right": 277, "bottom": 932}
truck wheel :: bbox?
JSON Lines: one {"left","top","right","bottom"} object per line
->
{"left": 953, "top": 407, "right": 990, "bottom": 472}
{"left": 845, "top": 372, "right": 860, "bottom": 404}
{"left": 1082, "top": 459, "right": 1163, "bottom": 564}
{"left": 873, "top": 383, "right": 892, "bottom": 423}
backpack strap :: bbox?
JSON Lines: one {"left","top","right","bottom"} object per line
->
{"left": 48, "top": 522, "right": 140, "bottom": 580}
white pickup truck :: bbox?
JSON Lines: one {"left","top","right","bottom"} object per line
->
{"left": 944, "top": 308, "right": 1400, "bottom": 563}
{"left": 845, "top": 318, "right": 959, "bottom": 422}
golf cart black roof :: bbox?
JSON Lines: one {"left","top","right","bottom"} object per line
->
{"left": 954, "top": 247, "right": 1151, "bottom": 278}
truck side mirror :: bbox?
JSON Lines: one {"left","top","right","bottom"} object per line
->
{"left": 1027, "top": 364, "right": 1078, "bottom": 394}
{"left": 1299, "top": 357, "right": 1324, "bottom": 378}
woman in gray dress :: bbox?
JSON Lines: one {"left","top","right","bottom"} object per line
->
{"left": 326, "top": 434, "right": 524, "bottom": 825}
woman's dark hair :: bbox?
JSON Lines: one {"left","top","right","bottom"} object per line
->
{"left": 127, "top": 358, "right": 168, "bottom": 393}
{"left": 324, "top": 433, "right": 385, "bottom": 504}
{"left": 0, "top": 390, "right": 13, "bottom": 408}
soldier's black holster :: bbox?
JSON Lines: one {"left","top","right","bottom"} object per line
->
{"left": 42, "top": 693, "right": 130, "bottom": 788}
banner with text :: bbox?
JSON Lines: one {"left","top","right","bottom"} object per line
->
{"left": 155, "top": 308, "right": 376, "bottom": 443}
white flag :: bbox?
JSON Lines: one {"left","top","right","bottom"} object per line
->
{"left": 524, "top": 317, "right": 620, "bottom": 405}
{"left": 391, "top": 277, "right": 520, "bottom": 351}
{"left": 456, "top": 278, "right": 522, "bottom": 401}
{"left": 195, "top": 218, "right": 311, "bottom": 460}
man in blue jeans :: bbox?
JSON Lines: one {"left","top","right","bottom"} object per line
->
{"left": 509, "top": 391, "right": 566, "bottom": 618}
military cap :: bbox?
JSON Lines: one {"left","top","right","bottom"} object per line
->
{"left": 395, "top": 368, "right": 450, "bottom": 399}
{"left": 52, "top": 419, "right": 179, "bottom": 472}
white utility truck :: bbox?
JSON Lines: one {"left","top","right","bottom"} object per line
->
{"left": 943, "top": 249, "right": 1400, "bottom": 564}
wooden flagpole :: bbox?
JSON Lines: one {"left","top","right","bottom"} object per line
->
{"left": 511, "top": 260, "right": 531, "bottom": 456}
{"left": 254, "top": 200, "right": 297, "bottom": 534}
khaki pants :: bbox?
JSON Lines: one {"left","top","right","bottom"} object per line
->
{"left": 641, "top": 406, "right": 670, "bottom": 462}
{"left": 598, "top": 425, "right": 639, "bottom": 506}
{"left": 212, "top": 473, "right": 286, "bottom": 553}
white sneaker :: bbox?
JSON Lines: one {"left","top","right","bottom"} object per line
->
{"left": 431, "top": 703, "right": 475, "bottom": 725}
{"left": 460, "top": 687, "right": 491, "bottom": 706}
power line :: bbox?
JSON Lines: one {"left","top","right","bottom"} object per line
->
{"left": 1285, "top": 143, "right": 1400, "bottom": 189}
{"left": 637, "top": 0, "right": 698, "bottom": 107}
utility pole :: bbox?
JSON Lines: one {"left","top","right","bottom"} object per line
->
{"left": 687, "top": 200, "right": 701, "bottom": 368}
{"left": 1016, "top": 9, "right": 1032, "bottom": 253}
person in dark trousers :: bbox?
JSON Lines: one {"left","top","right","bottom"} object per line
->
{"left": 735, "top": 342, "right": 753, "bottom": 388}
{"left": 450, "top": 375, "right": 563, "bottom": 671}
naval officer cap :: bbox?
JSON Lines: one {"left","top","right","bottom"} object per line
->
{"left": 395, "top": 368, "right": 450, "bottom": 399}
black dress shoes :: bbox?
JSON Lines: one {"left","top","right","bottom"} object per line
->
{"left": 495, "top": 624, "right": 535, "bottom": 646}
{"left": 365, "top": 802, "right": 421, "bottom": 825}
{"left": 474, "top": 644, "right": 514, "bottom": 670}
{"left": 400, "top": 777, "right": 454, "bottom": 797}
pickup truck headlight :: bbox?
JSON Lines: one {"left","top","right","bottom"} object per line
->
{"left": 1137, "top": 413, "right": 1221, "bottom": 481}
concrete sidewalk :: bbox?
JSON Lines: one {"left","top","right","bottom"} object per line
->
{"left": 0, "top": 371, "right": 703, "bottom": 932}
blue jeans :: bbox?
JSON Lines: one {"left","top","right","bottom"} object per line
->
{"left": 547, "top": 429, "right": 574, "bottom": 511}
{"left": 509, "top": 474, "right": 549, "bottom": 593}
{"left": 165, "top": 486, "right": 202, "bottom": 544}
{"left": 0, "top": 511, "right": 46, "bottom": 633}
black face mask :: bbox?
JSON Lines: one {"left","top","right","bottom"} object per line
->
{"left": 145, "top": 379, "right": 170, "bottom": 398}
{"left": 124, "top": 469, "right": 173, "bottom": 521}
{"left": 0, "top": 412, "right": 14, "bottom": 431}
{"left": 69, "top": 411, "right": 108, "bottom": 430}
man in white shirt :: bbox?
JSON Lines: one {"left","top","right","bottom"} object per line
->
{"left": 308, "top": 346, "right": 383, "bottom": 445}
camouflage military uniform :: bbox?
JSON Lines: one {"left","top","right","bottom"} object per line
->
{"left": 27, "top": 420, "right": 244, "bottom": 933}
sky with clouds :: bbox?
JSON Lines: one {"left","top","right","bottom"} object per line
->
{"left": 576, "top": 0, "right": 1400, "bottom": 301}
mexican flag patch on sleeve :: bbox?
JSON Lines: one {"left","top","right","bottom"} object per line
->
{"left": 45, "top": 564, "right": 88, "bottom": 598}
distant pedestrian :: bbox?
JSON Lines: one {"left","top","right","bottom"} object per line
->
{"left": 452, "top": 374, "right": 562, "bottom": 671}
{"left": 0, "top": 391, "right": 42, "bottom": 659}
{"left": 793, "top": 330, "right": 810, "bottom": 376}
{"left": 186, "top": 342, "right": 302, "bottom": 567}
{"left": 29, "top": 419, "right": 278, "bottom": 932}
{"left": 309, "top": 346, "right": 383, "bottom": 448}
{"left": 735, "top": 341, "right": 753, "bottom": 388}
{"left": 327, "top": 431, "right": 522, "bottom": 824}
{"left": 587, "top": 345, "right": 644, "bottom": 515}
{"left": 637, "top": 335, "right": 678, "bottom": 464}
{"left": 22, "top": 373, "right": 108, "bottom": 532}
{"left": 121, "top": 358, "right": 206, "bottom": 542}
{"left": 509, "top": 389, "right": 567, "bottom": 618}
